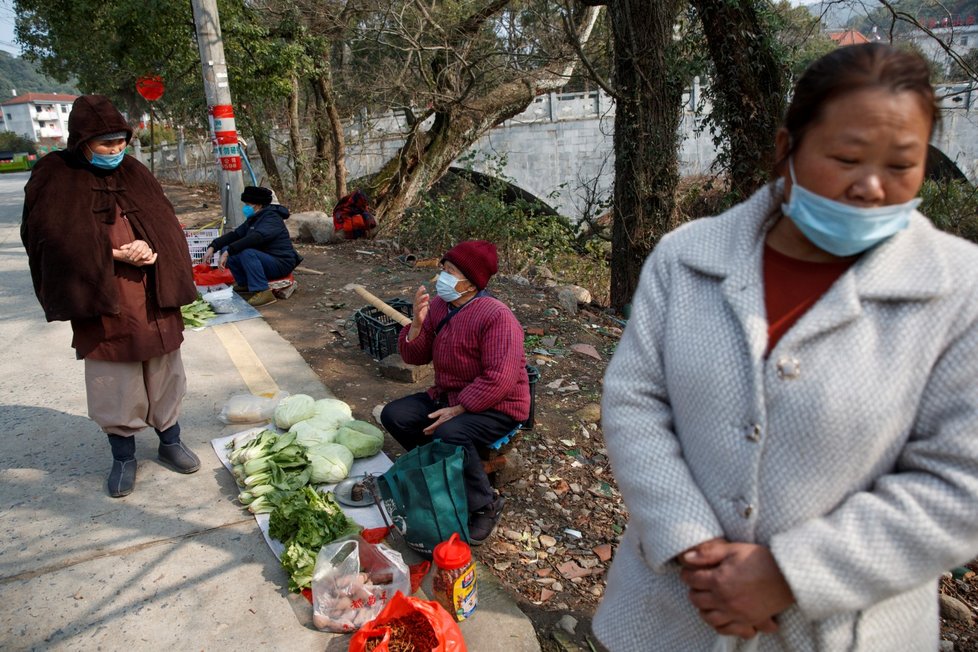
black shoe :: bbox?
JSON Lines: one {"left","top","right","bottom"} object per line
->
{"left": 108, "top": 459, "right": 137, "bottom": 497}
{"left": 158, "top": 441, "right": 201, "bottom": 474}
{"left": 468, "top": 494, "right": 506, "bottom": 545}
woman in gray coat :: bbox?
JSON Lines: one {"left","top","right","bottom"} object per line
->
{"left": 595, "top": 44, "right": 978, "bottom": 651}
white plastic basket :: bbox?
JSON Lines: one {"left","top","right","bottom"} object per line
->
{"left": 184, "top": 228, "right": 222, "bottom": 264}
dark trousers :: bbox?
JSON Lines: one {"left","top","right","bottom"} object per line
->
{"left": 226, "top": 249, "right": 294, "bottom": 291}
{"left": 380, "top": 392, "right": 518, "bottom": 512}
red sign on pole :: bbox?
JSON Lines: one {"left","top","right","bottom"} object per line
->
{"left": 136, "top": 75, "right": 165, "bottom": 102}
{"left": 209, "top": 104, "right": 242, "bottom": 171}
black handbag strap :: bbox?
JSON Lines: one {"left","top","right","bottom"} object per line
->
{"left": 434, "top": 289, "right": 489, "bottom": 335}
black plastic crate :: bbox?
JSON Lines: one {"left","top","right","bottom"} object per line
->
{"left": 354, "top": 298, "right": 413, "bottom": 360}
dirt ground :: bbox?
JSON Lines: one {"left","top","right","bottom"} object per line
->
{"left": 168, "top": 183, "right": 977, "bottom": 651}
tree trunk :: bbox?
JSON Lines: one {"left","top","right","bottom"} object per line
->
{"left": 693, "top": 0, "right": 787, "bottom": 200}
{"left": 325, "top": 86, "right": 348, "bottom": 200}
{"left": 288, "top": 74, "right": 307, "bottom": 199}
{"left": 240, "top": 111, "right": 285, "bottom": 200}
{"left": 368, "top": 6, "right": 602, "bottom": 229}
{"left": 310, "top": 80, "right": 335, "bottom": 197}
{"left": 314, "top": 69, "right": 347, "bottom": 200}
{"left": 606, "top": 0, "right": 685, "bottom": 312}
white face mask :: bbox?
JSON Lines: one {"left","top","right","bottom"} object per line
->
{"left": 782, "top": 157, "right": 919, "bottom": 257}
{"left": 436, "top": 271, "right": 466, "bottom": 302}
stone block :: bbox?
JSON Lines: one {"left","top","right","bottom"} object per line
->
{"left": 379, "top": 353, "right": 432, "bottom": 383}
{"left": 288, "top": 211, "right": 342, "bottom": 244}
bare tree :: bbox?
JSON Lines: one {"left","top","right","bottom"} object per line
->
{"left": 357, "top": 1, "right": 603, "bottom": 227}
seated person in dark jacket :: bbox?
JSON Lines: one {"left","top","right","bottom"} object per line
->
{"left": 203, "top": 186, "right": 301, "bottom": 306}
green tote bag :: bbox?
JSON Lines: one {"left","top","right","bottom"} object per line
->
{"left": 377, "top": 440, "right": 470, "bottom": 557}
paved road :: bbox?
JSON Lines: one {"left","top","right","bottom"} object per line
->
{"left": 0, "top": 171, "right": 539, "bottom": 651}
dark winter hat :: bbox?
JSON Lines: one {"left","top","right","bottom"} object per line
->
{"left": 241, "top": 186, "right": 273, "bottom": 205}
{"left": 441, "top": 240, "right": 498, "bottom": 290}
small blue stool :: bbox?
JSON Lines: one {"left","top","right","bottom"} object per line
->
{"left": 480, "top": 365, "right": 539, "bottom": 485}
{"left": 488, "top": 424, "right": 522, "bottom": 451}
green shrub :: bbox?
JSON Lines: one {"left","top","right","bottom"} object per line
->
{"left": 393, "top": 171, "right": 611, "bottom": 304}
{"left": 0, "top": 132, "right": 36, "bottom": 154}
{"left": 396, "top": 190, "right": 576, "bottom": 267}
{"left": 135, "top": 125, "right": 178, "bottom": 148}
{"left": 918, "top": 179, "right": 978, "bottom": 245}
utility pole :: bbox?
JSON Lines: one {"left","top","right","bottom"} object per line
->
{"left": 191, "top": 0, "right": 245, "bottom": 228}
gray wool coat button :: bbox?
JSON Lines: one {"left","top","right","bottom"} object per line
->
{"left": 777, "top": 357, "right": 801, "bottom": 379}
{"left": 747, "top": 424, "right": 762, "bottom": 442}
{"left": 743, "top": 504, "right": 754, "bottom": 518}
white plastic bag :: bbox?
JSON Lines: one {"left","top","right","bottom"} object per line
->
{"left": 218, "top": 391, "right": 289, "bottom": 424}
{"left": 202, "top": 287, "right": 236, "bottom": 314}
{"left": 202, "top": 287, "right": 234, "bottom": 302}
{"left": 311, "top": 536, "right": 410, "bottom": 633}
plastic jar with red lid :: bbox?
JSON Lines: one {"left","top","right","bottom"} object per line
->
{"left": 432, "top": 532, "right": 478, "bottom": 621}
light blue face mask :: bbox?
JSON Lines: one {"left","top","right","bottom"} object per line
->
{"left": 242, "top": 204, "right": 256, "bottom": 219}
{"left": 782, "top": 158, "right": 919, "bottom": 257}
{"left": 89, "top": 149, "right": 125, "bottom": 170}
{"left": 436, "top": 271, "right": 464, "bottom": 302}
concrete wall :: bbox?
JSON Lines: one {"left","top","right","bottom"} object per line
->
{"left": 337, "top": 87, "right": 718, "bottom": 219}
{"left": 2, "top": 104, "right": 38, "bottom": 141}
{"left": 142, "top": 85, "right": 978, "bottom": 221}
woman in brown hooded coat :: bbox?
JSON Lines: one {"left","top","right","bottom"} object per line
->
{"left": 21, "top": 94, "right": 200, "bottom": 497}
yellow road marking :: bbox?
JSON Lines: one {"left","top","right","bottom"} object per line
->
{"left": 212, "top": 323, "right": 280, "bottom": 396}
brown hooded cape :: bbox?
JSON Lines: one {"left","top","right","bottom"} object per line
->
{"left": 20, "top": 95, "right": 196, "bottom": 324}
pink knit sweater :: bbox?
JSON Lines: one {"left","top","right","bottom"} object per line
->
{"left": 398, "top": 294, "right": 530, "bottom": 422}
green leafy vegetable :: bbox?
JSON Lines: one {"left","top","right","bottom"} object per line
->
{"left": 306, "top": 442, "right": 353, "bottom": 483}
{"left": 273, "top": 394, "right": 316, "bottom": 429}
{"left": 181, "top": 297, "right": 217, "bottom": 327}
{"left": 335, "top": 420, "right": 385, "bottom": 458}
{"left": 228, "top": 430, "right": 311, "bottom": 512}
{"left": 310, "top": 398, "right": 353, "bottom": 429}
{"left": 289, "top": 418, "right": 339, "bottom": 448}
{"left": 267, "top": 487, "right": 361, "bottom": 592}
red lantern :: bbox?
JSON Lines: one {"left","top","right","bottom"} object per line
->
{"left": 136, "top": 75, "right": 165, "bottom": 102}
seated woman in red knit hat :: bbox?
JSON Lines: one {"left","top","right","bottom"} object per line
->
{"left": 380, "top": 240, "right": 531, "bottom": 544}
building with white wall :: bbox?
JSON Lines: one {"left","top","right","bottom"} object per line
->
{"left": 0, "top": 93, "right": 77, "bottom": 146}
{"left": 908, "top": 15, "right": 978, "bottom": 77}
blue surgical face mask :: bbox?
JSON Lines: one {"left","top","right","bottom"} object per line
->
{"left": 782, "top": 158, "right": 919, "bottom": 257}
{"left": 242, "top": 204, "right": 256, "bottom": 218}
{"left": 436, "top": 271, "right": 464, "bottom": 302}
{"left": 88, "top": 149, "right": 125, "bottom": 170}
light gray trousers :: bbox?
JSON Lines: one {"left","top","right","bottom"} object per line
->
{"left": 84, "top": 349, "right": 186, "bottom": 437}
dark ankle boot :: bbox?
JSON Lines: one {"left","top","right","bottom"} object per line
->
{"left": 107, "top": 435, "right": 136, "bottom": 498}
{"left": 156, "top": 423, "right": 201, "bottom": 474}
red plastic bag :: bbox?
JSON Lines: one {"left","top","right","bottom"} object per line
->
{"left": 348, "top": 591, "right": 466, "bottom": 652}
{"left": 192, "top": 263, "right": 234, "bottom": 286}
{"left": 361, "top": 526, "right": 392, "bottom": 544}
{"left": 409, "top": 561, "right": 431, "bottom": 595}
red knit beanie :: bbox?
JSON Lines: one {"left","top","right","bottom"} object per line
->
{"left": 441, "top": 240, "right": 498, "bottom": 290}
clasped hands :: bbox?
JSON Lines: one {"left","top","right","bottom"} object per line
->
{"left": 114, "top": 239, "right": 157, "bottom": 266}
{"left": 678, "top": 538, "right": 795, "bottom": 640}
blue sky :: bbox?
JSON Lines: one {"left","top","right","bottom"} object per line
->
{"left": 0, "top": 0, "right": 18, "bottom": 56}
